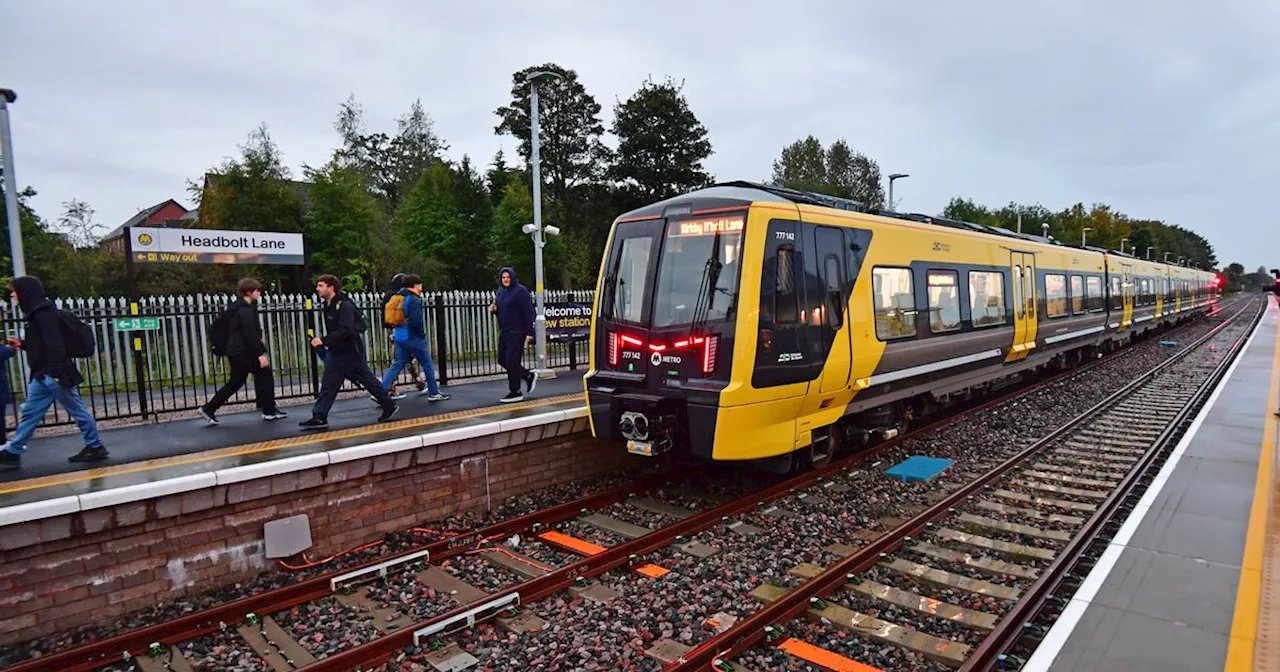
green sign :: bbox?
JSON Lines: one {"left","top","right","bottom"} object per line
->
{"left": 113, "top": 317, "right": 161, "bottom": 332}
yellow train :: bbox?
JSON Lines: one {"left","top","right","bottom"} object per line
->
{"left": 583, "top": 182, "right": 1219, "bottom": 470}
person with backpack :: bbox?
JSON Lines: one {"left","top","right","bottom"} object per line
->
{"left": 380, "top": 273, "right": 426, "bottom": 400}
{"left": 199, "top": 278, "right": 286, "bottom": 425}
{"left": 300, "top": 275, "right": 397, "bottom": 430}
{"left": 381, "top": 274, "right": 449, "bottom": 402}
{"left": 0, "top": 276, "right": 106, "bottom": 470}
{"left": 488, "top": 266, "right": 537, "bottom": 403}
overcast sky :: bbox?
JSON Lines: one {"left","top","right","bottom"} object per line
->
{"left": 5, "top": 0, "right": 1277, "bottom": 271}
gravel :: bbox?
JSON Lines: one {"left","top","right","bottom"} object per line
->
{"left": 272, "top": 596, "right": 380, "bottom": 658}
{"left": 180, "top": 627, "right": 271, "bottom": 672}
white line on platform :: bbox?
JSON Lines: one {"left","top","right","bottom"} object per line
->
{"left": 1022, "top": 306, "right": 1264, "bottom": 671}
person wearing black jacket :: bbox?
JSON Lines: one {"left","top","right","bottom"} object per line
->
{"left": 0, "top": 276, "right": 106, "bottom": 470}
{"left": 198, "top": 278, "right": 286, "bottom": 425}
{"left": 489, "top": 266, "right": 537, "bottom": 403}
{"left": 300, "top": 275, "right": 398, "bottom": 430}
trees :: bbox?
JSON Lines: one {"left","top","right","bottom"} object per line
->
{"left": 303, "top": 159, "right": 382, "bottom": 286}
{"left": 769, "top": 136, "right": 885, "bottom": 207}
{"left": 394, "top": 162, "right": 467, "bottom": 288}
{"left": 488, "top": 181, "right": 565, "bottom": 287}
{"left": 609, "top": 77, "right": 713, "bottom": 204}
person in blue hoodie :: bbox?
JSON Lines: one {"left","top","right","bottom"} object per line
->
{"left": 380, "top": 274, "right": 449, "bottom": 401}
{"left": 488, "top": 266, "right": 536, "bottom": 403}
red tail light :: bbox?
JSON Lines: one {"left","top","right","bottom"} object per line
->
{"left": 608, "top": 332, "right": 619, "bottom": 366}
{"left": 702, "top": 335, "right": 719, "bottom": 374}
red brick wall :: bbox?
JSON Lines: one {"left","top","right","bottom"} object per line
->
{"left": 0, "top": 421, "right": 635, "bottom": 645}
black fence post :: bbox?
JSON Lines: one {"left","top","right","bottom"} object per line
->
{"left": 568, "top": 339, "right": 578, "bottom": 370}
{"left": 434, "top": 294, "right": 449, "bottom": 386}
{"left": 306, "top": 296, "right": 320, "bottom": 398}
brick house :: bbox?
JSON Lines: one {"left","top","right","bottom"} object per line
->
{"left": 99, "top": 199, "right": 194, "bottom": 254}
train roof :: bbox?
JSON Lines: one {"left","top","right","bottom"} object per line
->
{"left": 617, "top": 182, "right": 1214, "bottom": 274}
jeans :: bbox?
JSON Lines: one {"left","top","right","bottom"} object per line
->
{"left": 311, "top": 351, "right": 391, "bottom": 420}
{"left": 381, "top": 340, "right": 439, "bottom": 394}
{"left": 206, "top": 355, "right": 278, "bottom": 414}
{"left": 498, "top": 334, "right": 529, "bottom": 394}
{"left": 5, "top": 376, "right": 101, "bottom": 454}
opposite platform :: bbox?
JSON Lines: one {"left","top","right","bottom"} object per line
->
{"left": 0, "top": 373, "right": 588, "bottom": 524}
{"left": 1026, "top": 296, "right": 1278, "bottom": 672}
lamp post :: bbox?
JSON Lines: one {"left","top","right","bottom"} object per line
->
{"left": 1165, "top": 252, "right": 1173, "bottom": 263}
{"left": 1042, "top": 223, "right": 1050, "bottom": 239}
{"left": 526, "top": 70, "right": 563, "bottom": 379}
{"left": 1146, "top": 246, "right": 1154, "bottom": 260}
{"left": 1081, "top": 227, "right": 1093, "bottom": 247}
{"left": 887, "top": 173, "right": 908, "bottom": 211}
{"left": 1120, "top": 238, "right": 1128, "bottom": 255}
{"left": 0, "top": 87, "right": 23, "bottom": 278}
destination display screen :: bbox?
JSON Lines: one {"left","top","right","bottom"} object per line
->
{"left": 672, "top": 216, "right": 744, "bottom": 237}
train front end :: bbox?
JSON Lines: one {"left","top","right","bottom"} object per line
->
{"left": 583, "top": 193, "right": 750, "bottom": 460}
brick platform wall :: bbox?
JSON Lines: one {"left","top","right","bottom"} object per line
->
{"left": 0, "top": 416, "right": 637, "bottom": 645}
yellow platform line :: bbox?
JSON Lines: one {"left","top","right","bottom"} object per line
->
{"left": 0, "top": 394, "right": 584, "bottom": 496}
{"left": 1225, "top": 311, "right": 1279, "bottom": 671}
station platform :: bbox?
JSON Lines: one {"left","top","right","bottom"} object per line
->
{"left": 0, "top": 373, "right": 588, "bottom": 524}
{"left": 1027, "top": 297, "right": 1280, "bottom": 672}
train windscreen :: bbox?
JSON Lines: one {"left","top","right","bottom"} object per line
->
{"left": 651, "top": 215, "right": 744, "bottom": 328}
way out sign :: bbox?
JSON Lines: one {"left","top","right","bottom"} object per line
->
{"left": 113, "top": 317, "right": 160, "bottom": 332}
{"left": 128, "top": 226, "right": 305, "bottom": 265}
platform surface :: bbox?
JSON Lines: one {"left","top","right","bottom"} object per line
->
{"left": 1030, "top": 297, "right": 1279, "bottom": 672}
{"left": 0, "top": 373, "right": 587, "bottom": 510}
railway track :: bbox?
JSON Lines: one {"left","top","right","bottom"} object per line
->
{"left": 667, "top": 296, "right": 1263, "bottom": 672}
{"left": 6, "top": 300, "right": 1241, "bottom": 672}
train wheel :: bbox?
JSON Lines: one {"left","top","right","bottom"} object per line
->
{"left": 801, "top": 427, "right": 836, "bottom": 470}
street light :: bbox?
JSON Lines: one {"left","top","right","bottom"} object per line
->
{"left": 0, "top": 87, "right": 24, "bottom": 278}
{"left": 1146, "top": 246, "right": 1154, "bottom": 260}
{"left": 1120, "top": 238, "right": 1128, "bottom": 255}
{"left": 1042, "top": 223, "right": 1050, "bottom": 239}
{"left": 1165, "top": 252, "right": 1172, "bottom": 263}
{"left": 887, "top": 173, "right": 908, "bottom": 211}
{"left": 525, "top": 70, "right": 563, "bottom": 380}
{"left": 1081, "top": 227, "right": 1093, "bottom": 247}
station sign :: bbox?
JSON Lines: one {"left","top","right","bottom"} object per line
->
{"left": 546, "top": 302, "right": 592, "bottom": 342}
{"left": 129, "top": 227, "right": 305, "bottom": 265}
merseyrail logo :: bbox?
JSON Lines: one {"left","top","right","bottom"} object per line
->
{"left": 137, "top": 233, "right": 153, "bottom": 246}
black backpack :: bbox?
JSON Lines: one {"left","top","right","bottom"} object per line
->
{"left": 57, "top": 310, "right": 96, "bottom": 358}
{"left": 208, "top": 304, "right": 236, "bottom": 357}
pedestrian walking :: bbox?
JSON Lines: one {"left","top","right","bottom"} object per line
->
{"left": 380, "top": 273, "right": 426, "bottom": 400}
{"left": 199, "top": 278, "right": 286, "bottom": 425}
{"left": 489, "top": 266, "right": 536, "bottom": 403}
{"left": 381, "top": 274, "right": 449, "bottom": 402}
{"left": 300, "top": 275, "right": 398, "bottom": 430}
{"left": 0, "top": 276, "right": 107, "bottom": 470}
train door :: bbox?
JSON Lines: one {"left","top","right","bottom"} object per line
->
{"left": 816, "top": 226, "right": 851, "bottom": 393}
{"left": 1120, "top": 263, "right": 1134, "bottom": 329}
{"left": 1006, "top": 251, "right": 1038, "bottom": 362}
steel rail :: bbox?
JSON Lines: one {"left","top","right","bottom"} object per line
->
{"left": 295, "top": 305, "right": 1233, "bottom": 671}
{"left": 960, "top": 297, "right": 1264, "bottom": 671}
{"left": 8, "top": 469, "right": 677, "bottom": 672}
{"left": 663, "top": 298, "right": 1252, "bottom": 671}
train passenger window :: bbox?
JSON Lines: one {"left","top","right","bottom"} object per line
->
{"left": 872, "top": 267, "right": 916, "bottom": 340}
{"left": 823, "top": 255, "right": 844, "bottom": 329}
{"left": 1071, "top": 275, "right": 1085, "bottom": 314}
{"left": 1086, "top": 276, "right": 1104, "bottom": 312}
{"left": 1110, "top": 276, "right": 1122, "bottom": 310}
{"left": 927, "top": 270, "right": 961, "bottom": 333}
{"left": 969, "top": 271, "right": 1006, "bottom": 327}
{"left": 774, "top": 246, "right": 799, "bottom": 324}
{"left": 1045, "top": 274, "right": 1068, "bottom": 318}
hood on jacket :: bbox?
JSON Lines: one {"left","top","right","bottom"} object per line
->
{"left": 10, "top": 276, "right": 51, "bottom": 316}
{"left": 498, "top": 266, "right": 520, "bottom": 289}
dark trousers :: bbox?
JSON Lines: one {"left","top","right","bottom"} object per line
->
{"left": 312, "top": 351, "right": 391, "bottom": 420}
{"left": 206, "top": 356, "right": 277, "bottom": 413}
{"left": 498, "top": 334, "right": 529, "bottom": 394}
